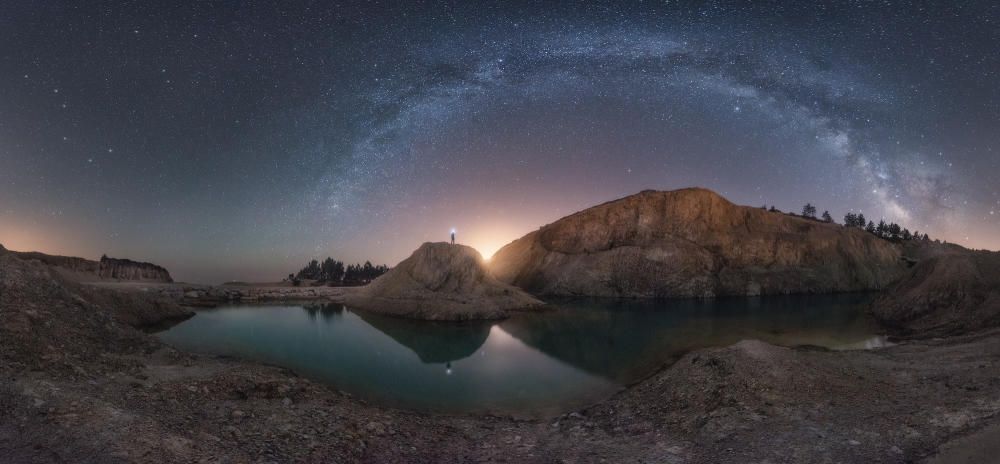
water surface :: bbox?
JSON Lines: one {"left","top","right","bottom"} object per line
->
{"left": 157, "top": 294, "right": 884, "bottom": 415}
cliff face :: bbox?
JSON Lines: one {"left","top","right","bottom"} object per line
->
{"left": 343, "top": 242, "right": 543, "bottom": 320}
{"left": 490, "top": 188, "right": 908, "bottom": 298}
{"left": 98, "top": 256, "right": 173, "bottom": 282}
{"left": 871, "top": 250, "right": 1000, "bottom": 337}
{"left": 0, "top": 244, "right": 172, "bottom": 283}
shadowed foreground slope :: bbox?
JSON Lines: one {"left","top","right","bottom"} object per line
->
{"left": 872, "top": 249, "right": 1000, "bottom": 337}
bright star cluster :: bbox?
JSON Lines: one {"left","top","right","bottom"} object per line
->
{"left": 0, "top": 2, "right": 997, "bottom": 283}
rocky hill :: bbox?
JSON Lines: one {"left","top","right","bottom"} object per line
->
{"left": 0, "top": 244, "right": 173, "bottom": 282}
{"left": 490, "top": 188, "right": 908, "bottom": 298}
{"left": 342, "top": 242, "right": 543, "bottom": 320}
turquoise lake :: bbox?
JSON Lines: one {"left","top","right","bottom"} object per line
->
{"left": 156, "top": 294, "right": 886, "bottom": 415}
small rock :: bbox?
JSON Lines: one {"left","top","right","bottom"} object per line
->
{"left": 366, "top": 421, "right": 387, "bottom": 436}
{"left": 848, "top": 439, "right": 861, "bottom": 446}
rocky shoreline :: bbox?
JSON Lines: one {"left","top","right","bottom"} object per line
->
{"left": 3, "top": 251, "right": 1000, "bottom": 462}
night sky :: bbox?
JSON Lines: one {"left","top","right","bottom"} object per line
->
{"left": 1, "top": 1, "right": 998, "bottom": 283}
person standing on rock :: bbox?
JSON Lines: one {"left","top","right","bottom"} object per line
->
{"left": 451, "top": 228, "right": 456, "bottom": 244}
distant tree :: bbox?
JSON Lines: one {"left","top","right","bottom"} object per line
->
{"left": 876, "top": 220, "right": 888, "bottom": 238}
{"left": 769, "top": 206, "right": 779, "bottom": 213}
{"left": 888, "top": 223, "right": 902, "bottom": 239}
{"left": 801, "top": 203, "right": 817, "bottom": 219}
{"left": 319, "top": 257, "right": 346, "bottom": 282}
{"left": 844, "top": 212, "right": 857, "bottom": 227}
{"left": 923, "top": 233, "right": 931, "bottom": 241}
{"left": 865, "top": 220, "right": 876, "bottom": 234}
{"left": 857, "top": 214, "right": 867, "bottom": 228}
{"left": 902, "top": 228, "right": 912, "bottom": 241}
{"left": 296, "top": 259, "right": 321, "bottom": 280}
{"left": 821, "top": 211, "right": 833, "bottom": 223}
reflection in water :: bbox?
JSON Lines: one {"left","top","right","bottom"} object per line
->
{"left": 157, "top": 293, "right": 881, "bottom": 415}
{"left": 303, "top": 302, "right": 345, "bottom": 321}
{"left": 352, "top": 310, "right": 491, "bottom": 364}
{"left": 500, "top": 293, "right": 880, "bottom": 382}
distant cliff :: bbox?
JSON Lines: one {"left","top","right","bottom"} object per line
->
{"left": 490, "top": 188, "right": 908, "bottom": 298}
{"left": 0, "top": 244, "right": 172, "bottom": 283}
{"left": 97, "top": 255, "right": 173, "bottom": 282}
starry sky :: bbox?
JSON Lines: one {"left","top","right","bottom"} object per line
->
{"left": 1, "top": 1, "right": 998, "bottom": 283}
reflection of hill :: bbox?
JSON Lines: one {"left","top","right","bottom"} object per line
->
{"left": 353, "top": 310, "right": 493, "bottom": 364}
{"left": 500, "top": 294, "right": 875, "bottom": 383}
{"left": 499, "top": 299, "right": 685, "bottom": 382}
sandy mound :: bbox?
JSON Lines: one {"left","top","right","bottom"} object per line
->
{"left": 871, "top": 250, "right": 1000, "bottom": 337}
{"left": 490, "top": 188, "right": 907, "bottom": 298}
{"left": 342, "top": 242, "right": 543, "bottom": 320}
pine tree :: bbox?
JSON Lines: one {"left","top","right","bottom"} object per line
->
{"left": 844, "top": 212, "right": 858, "bottom": 227}
{"left": 866, "top": 220, "right": 876, "bottom": 233}
{"left": 821, "top": 211, "right": 833, "bottom": 223}
{"left": 857, "top": 214, "right": 867, "bottom": 228}
{"left": 888, "top": 223, "right": 901, "bottom": 239}
{"left": 297, "top": 259, "right": 321, "bottom": 280}
{"left": 876, "top": 220, "right": 888, "bottom": 237}
{"left": 802, "top": 203, "right": 817, "bottom": 219}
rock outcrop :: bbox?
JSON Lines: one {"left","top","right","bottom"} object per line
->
{"left": 0, "top": 244, "right": 173, "bottom": 282}
{"left": 871, "top": 250, "right": 1000, "bottom": 337}
{"left": 490, "top": 188, "right": 908, "bottom": 298}
{"left": 97, "top": 255, "right": 173, "bottom": 282}
{"left": 343, "top": 242, "right": 544, "bottom": 320}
